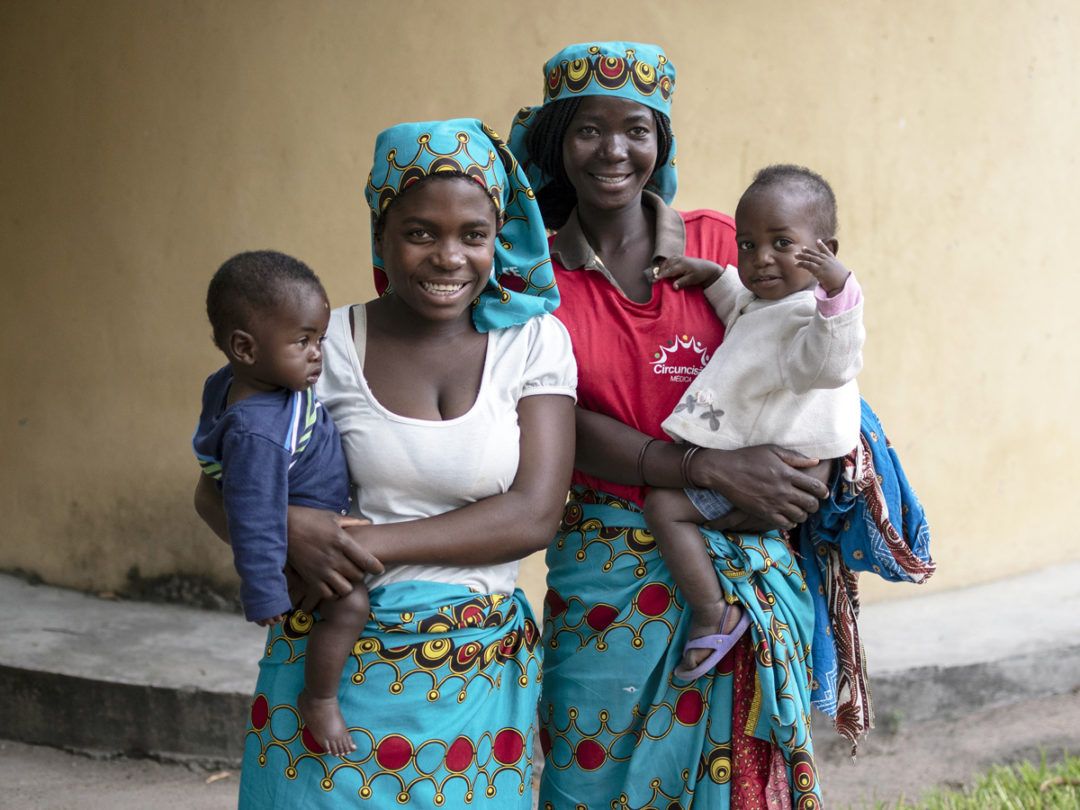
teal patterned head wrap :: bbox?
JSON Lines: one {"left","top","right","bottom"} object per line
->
{"left": 508, "top": 42, "right": 678, "bottom": 204}
{"left": 366, "top": 118, "right": 558, "bottom": 332}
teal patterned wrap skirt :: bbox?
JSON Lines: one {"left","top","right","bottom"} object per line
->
{"left": 239, "top": 580, "right": 542, "bottom": 808}
{"left": 538, "top": 488, "right": 821, "bottom": 809}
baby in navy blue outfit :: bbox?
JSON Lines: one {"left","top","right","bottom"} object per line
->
{"left": 193, "top": 250, "right": 367, "bottom": 756}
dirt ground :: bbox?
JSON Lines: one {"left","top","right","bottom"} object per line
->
{"left": 4, "top": 688, "right": 1079, "bottom": 810}
{"left": 815, "top": 686, "right": 1080, "bottom": 807}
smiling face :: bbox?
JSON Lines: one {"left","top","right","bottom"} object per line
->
{"left": 561, "top": 95, "right": 659, "bottom": 215}
{"left": 734, "top": 184, "right": 828, "bottom": 301}
{"left": 244, "top": 282, "right": 331, "bottom": 392}
{"left": 373, "top": 176, "right": 498, "bottom": 326}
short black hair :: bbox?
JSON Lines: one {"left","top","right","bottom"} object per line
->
{"left": 523, "top": 98, "right": 675, "bottom": 230}
{"left": 205, "top": 250, "right": 325, "bottom": 351}
{"left": 742, "top": 164, "right": 838, "bottom": 237}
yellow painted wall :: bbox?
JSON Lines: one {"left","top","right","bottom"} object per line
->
{"left": 2, "top": 1, "right": 1077, "bottom": 614}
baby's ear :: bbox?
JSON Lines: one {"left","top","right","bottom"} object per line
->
{"left": 227, "top": 329, "right": 257, "bottom": 365}
{"left": 823, "top": 237, "right": 839, "bottom": 257}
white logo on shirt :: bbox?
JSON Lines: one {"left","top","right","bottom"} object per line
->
{"left": 651, "top": 335, "right": 712, "bottom": 383}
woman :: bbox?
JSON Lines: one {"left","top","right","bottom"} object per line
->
{"left": 196, "top": 118, "right": 576, "bottom": 807}
{"left": 508, "top": 42, "right": 829, "bottom": 808}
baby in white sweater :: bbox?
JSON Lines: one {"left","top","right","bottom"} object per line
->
{"left": 643, "top": 164, "right": 865, "bottom": 680}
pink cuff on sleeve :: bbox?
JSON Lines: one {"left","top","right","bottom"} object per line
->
{"left": 815, "top": 273, "right": 862, "bottom": 317}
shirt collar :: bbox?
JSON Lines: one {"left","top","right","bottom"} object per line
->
{"left": 549, "top": 190, "right": 687, "bottom": 280}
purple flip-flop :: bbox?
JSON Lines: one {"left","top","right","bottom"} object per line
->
{"left": 673, "top": 603, "right": 752, "bottom": 681}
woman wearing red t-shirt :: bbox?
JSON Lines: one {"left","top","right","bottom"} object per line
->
{"left": 508, "top": 42, "right": 830, "bottom": 808}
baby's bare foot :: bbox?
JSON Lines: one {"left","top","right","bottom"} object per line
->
{"left": 298, "top": 689, "right": 356, "bottom": 757}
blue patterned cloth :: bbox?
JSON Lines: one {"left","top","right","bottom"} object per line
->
{"left": 508, "top": 42, "right": 678, "bottom": 204}
{"left": 366, "top": 118, "right": 558, "bottom": 332}
{"left": 239, "top": 581, "right": 542, "bottom": 808}
{"left": 799, "top": 399, "right": 935, "bottom": 746}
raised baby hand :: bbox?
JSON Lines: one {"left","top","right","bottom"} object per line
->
{"left": 795, "top": 239, "right": 850, "bottom": 296}
{"left": 650, "top": 256, "right": 724, "bottom": 290}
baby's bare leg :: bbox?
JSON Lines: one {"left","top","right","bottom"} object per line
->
{"left": 297, "top": 584, "right": 369, "bottom": 756}
{"left": 644, "top": 487, "right": 743, "bottom": 671}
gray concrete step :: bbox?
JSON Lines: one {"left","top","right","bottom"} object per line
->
{"left": 3, "top": 563, "right": 1079, "bottom": 763}
{"left": 1, "top": 573, "right": 263, "bottom": 762}
{"left": 856, "top": 561, "right": 1080, "bottom": 726}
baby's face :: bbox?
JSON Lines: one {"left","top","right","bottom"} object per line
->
{"left": 734, "top": 186, "right": 821, "bottom": 301}
{"left": 246, "top": 285, "right": 331, "bottom": 392}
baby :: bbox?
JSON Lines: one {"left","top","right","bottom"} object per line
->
{"left": 644, "top": 165, "right": 865, "bottom": 679}
{"left": 193, "top": 250, "right": 367, "bottom": 754}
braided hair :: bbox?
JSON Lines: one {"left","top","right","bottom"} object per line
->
{"left": 525, "top": 98, "right": 675, "bottom": 230}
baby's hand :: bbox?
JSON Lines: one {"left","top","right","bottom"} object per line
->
{"left": 256, "top": 613, "right": 285, "bottom": 628}
{"left": 649, "top": 256, "right": 724, "bottom": 290}
{"left": 795, "top": 239, "right": 850, "bottom": 296}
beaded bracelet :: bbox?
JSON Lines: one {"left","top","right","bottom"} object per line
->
{"left": 636, "top": 438, "right": 659, "bottom": 485}
{"left": 680, "top": 445, "right": 701, "bottom": 488}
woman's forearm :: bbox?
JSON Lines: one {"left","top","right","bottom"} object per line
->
{"left": 193, "top": 473, "right": 229, "bottom": 543}
{"left": 352, "top": 492, "right": 559, "bottom": 566}
{"left": 574, "top": 406, "right": 690, "bottom": 488}
{"left": 574, "top": 406, "right": 830, "bottom": 528}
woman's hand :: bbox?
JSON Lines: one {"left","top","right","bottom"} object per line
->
{"left": 286, "top": 506, "right": 382, "bottom": 612}
{"left": 195, "top": 473, "right": 383, "bottom": 613}
{"left": 690, "top": 445, "right": 832, "bottom": 531}
{"left": 575, "top": 410, "right": 833, "bottom": 532}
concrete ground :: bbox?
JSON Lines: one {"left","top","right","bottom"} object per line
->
{"left": 3, "top": 563, "right": 1080, "bottom": 808}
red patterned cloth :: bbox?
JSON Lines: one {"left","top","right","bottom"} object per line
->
{"left": 729, "top": 633, "right": 794, "bottom": 809}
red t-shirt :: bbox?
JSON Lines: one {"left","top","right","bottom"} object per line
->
{"left": 552, "top": 208, "right": 737, "bottom": 507}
